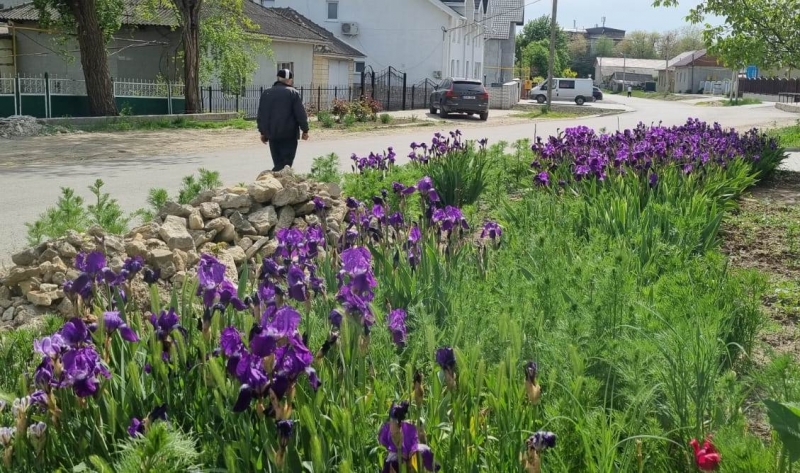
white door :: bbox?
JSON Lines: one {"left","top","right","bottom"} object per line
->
{"left": 328, "top": 60, "right": 350, "bottom": 87}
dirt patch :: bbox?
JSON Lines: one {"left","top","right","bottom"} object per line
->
{"left": 722, "top": 171, "right": 800, "bottom": 363}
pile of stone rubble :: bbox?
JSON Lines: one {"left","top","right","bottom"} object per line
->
{"left": 0, "top": 169, "right": 347, "bottom": 329}
{"left": 0, "top": 116, "right": 44, "bottom": 139}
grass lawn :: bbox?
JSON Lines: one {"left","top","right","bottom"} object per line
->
{"left": 768, "top": 122, "right": 800, "bottom": 148}
{"left": 607, "top": 89, "right": 695, "bottom": 101}
{"left": 57, "top": 116, "right": 254, "bottom": 133}
{"left": 510, "top": 104, "right": 603, "bottom": 120}
{"left": 695, "top": 98, "right": 763, "bottom": 107}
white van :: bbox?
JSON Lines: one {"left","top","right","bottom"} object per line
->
{"left": 529, "top": 78, "right": 594, "bottom": 105}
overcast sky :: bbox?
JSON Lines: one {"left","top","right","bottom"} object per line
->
{"left": 524, "top": 0, "right": 722, "bottom": 33}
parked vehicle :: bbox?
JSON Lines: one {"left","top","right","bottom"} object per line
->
{"left": 593, "top": 86, "right": 603, "bottom": 101}
{"left": 430, "top": 78, "right": 489, "bottom": 121}
{"left": 528, "top": 78, "right": 594, "bottom": 105}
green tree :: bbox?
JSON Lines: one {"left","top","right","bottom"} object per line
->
{"left": 567, "top": 34, "right": 593, "bottom": 77}
{"left": 516, "top": 15, "right": 569, "bottom": 78}
{"left": 653, "top": 0, "right": 800, "bottom": 69}
{"left": 145, "top": 0, "right": 271, "bottom": 112}
{"left": 32, "top": 0, "right": 121, "bottom": 116}
{"left": 594, "top": 36, "right": 616, "bottom": 57}
{"left": 616, "top": 31, "right": 660, "bottom": 59}
{"left": 515, "top": 15, "right": 553, "bottom": 61}
{"left": 676, "top": 25, "right": 706, "bottom": 52}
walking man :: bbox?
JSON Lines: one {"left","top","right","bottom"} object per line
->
{"left": 627, "top": 85, "right": 632, "bottom": 98}
{"left": 257, "top": 69, "right": 309, "bottom": 172}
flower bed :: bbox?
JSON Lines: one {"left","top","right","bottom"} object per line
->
{"left": 0, "top": 120, "right": 794, "bottom": 472}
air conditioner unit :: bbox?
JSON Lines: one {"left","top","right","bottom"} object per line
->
{"left": 432, "top": 70, "right": 442, "bottom": 79}
{"left": 341, "top": 22, "right": 359, "bottom": 35}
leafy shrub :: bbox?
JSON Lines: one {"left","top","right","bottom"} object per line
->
{"left": 343, "top": 113, "right": 356, "bottom": 127}
{"left": 426, "top": 145, "right": 489, "bottom": 208}
{"left": 330, "top": 97, "right": 383, "bottom": 123}
{"left": 308, "top": 153, "right": 342, "bottom": 185}
{"left": 177, "top": 168, "right": 222, "bottom": 204}
{"left": 317, "top": 111, "right": 335, "bottom": 128}
{"left": 26, "top": 180, "right": 129, "bottom": 245}
{"left": 380, "top": 113, "right": 392, "bottom": 124}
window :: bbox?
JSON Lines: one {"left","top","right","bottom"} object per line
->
{"left": 474, "top": 62, "right": 481, "bottom": 79}
{"left": 456, "top": 60, "right": 460, "bottom": 77}
{"left": 327, "top": 1, "right": 338, "bottom": 20}
{"left": 466, "top": 61, "right": 470, "bottom": 78}
{"left": 451, "top": 59, "right": 456, "bottom": 76}
{"left": 559, "top": 80, "right": 575, "bottom": 89}
{"left": 355, "top": 61, "right": 365, "bottom": 74}
{"left": 260, "top": 0, "right": 274, "bottom": 5}
{"left": 277, "top": 62, "right": 294, "bottom": 74}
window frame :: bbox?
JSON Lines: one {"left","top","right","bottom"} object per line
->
{"left": 559, "top": 80, "right": 576, "bottom": 89}
{"left": 354, "top": 61, "right": 366, "bottom": 74}
{"left": 327, "top": 1, "right": 339, "bottom": 21}
{"left": 277, "top": 62, "right": 294, "bottom": 74}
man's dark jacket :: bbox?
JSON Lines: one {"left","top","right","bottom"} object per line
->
{"left": 257, "top": 82, "right": 309, "bottom": 141}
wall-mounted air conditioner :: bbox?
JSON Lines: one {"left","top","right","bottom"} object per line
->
{"left": 432, "top": 71, "right": 442, "bottom": 79}
{"left": 341, "top": 23, "right": 359, "bottom": 35}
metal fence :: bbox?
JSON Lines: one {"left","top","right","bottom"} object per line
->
{"left": 0, "top": 73, "right": 186, "bottom": 118}
{"left": 203, "top": 68, "right": 440, "bottom": 119}
{"left": 740, "top": 77, "right": 800, "bottom": 96}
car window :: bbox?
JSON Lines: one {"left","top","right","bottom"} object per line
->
{"left": 453, "top": 81, "right": 483, "bottom": 92}
{"left": 559, "top": 80, "right": 575, "bottom": 89}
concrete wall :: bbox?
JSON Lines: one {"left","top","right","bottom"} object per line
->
{"left": 595, "top": 64, "right": 658, "bottom": 85}
{"left": 13, "top": 26, "right": 181, "bottom": 80}
{"left": 272, "top": 0, "right": 484, "bottom": 84}
{"left": 488, "top": 80, "right": 520, "bottom": 109}
{"left": 674, "top": 66, "right": 731, "bottom": 93}
{"left": 484, "top": 24, "right": 515, "bottom": 85}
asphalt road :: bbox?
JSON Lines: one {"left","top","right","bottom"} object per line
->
{"left": 1, "top": 96, "right": 797, "bottom": 265}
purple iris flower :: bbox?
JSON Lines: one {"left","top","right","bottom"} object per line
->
{"left": 34, "top": 334, "right": 65, "bottom": 359}
{"left": 401, "top": 185, "right": 417, "bottom": 196}
{"left": 99, "top": 311, "right": 139, "bottom": 342}
{"left": 417, "top": 176, "right": 434, "bottom": 195}
{"left": 274, "top": 333, "right": 314, "bottom": 380}
{"left": 388, "top": 212, "right": 404, "bottom": 228}
{"left": 33, "top": 357, "right": 53, "bottom": 389}
{"left": 329, "top": 309, "right": 343, "bottom": 328}
{"left": 387, "top": 309, "right": 407, "bottom": 347}
{"left": 66, "top": 273, "right": 93, "bottom": 300}
{"left": 435, "top": 347, "right": 456, "bottom": 371}
{"left": 528, "top": 431, "right": 557, "bottom": 451}
{"left": 220, "top": 327, "right": 245, "bottom": 357}
{"left": 480, "top": 221, "right": 502, "bottom": 241}
{"left": 408, "top": 225, "right": 422, "bottom": 244}
{"left": 286, "top": 265, "right": 308, "bottom": 302}
{"left": 197, "top": 254, "right": 226, "bottom": 291}
{"left": 378, "top": 404, "right": 438, "bottom": 472}
{"left": 143, "top": 268, "right": 160, "bottom": 285}
{"left": 276, "top": 419, "right": 294, "bottom": 444}
{"left": 534, "top": 171, "right": 550, "bottom": 187}
{"left": 649, "top": 172, "right": 658, "bottom": 188}
{"left": 346, "top": 197, "right": 362, "bottom": 209}
{"left": 75, "top": 251, "right": 107, "bottom": 277}
{"left": 128, "top": 417, "right": 144, "bottom": 437}
{"left": 123, "top": 256, "right": 144, "bottom": 275}
{"left": 313, "top": 196, "right": 327, "bottom": 210}
{"left": 60, "top": 346, "right": 111, "bottom": 397}
{"left": 60, "top": 318, "right": 91, "bottom": 347}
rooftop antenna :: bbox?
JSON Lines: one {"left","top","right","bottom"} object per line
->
{"left": 573, "top": 20, "right": 576, "bottom": 29}
{"left": 602, "top": 16, "right": 606, "bottom": 27}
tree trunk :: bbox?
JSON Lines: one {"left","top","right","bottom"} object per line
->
{"left": 68, "top": 0, "right": 117, "bottom": 116}
{"left": 176, "top": 0, "right": 203, "bottom": 114}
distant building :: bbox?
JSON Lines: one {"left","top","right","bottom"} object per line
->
{"left": 564, "top": 20, "right": 626, "bottom": 55}
{"left": 594, "top": 57, "right": 663, "bottom": 86}
{"left": 483, "top": 0, "right": 524, "bottom": 85}
{"left": 657, "top": 50, "right": 733, "bottom": 93}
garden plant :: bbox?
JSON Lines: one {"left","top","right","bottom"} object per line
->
{"left": 2, "top": 119, "right": 800, "bottom": 472}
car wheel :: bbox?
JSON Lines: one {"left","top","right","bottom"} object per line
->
{"left": 536, "top": 95, "right": 546, "bottom": 104}
{"left": 429, "top": 105, "right": 437, "bottom": 114}
{"left": 479, "top": 112, "right": 488, "bottom": 121}
{"left": 575, "top": 96, "right": 585, "bottom": 106}
{"left": 439, "top": 105, "right": 449, "bottom": 118}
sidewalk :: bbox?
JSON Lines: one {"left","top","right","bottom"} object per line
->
{"left": 782, "top": 152, "right": 800, "bottom": 172}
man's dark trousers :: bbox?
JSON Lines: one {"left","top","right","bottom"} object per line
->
{"left": 269, "top": 139, "right": 299, "bottom": 171}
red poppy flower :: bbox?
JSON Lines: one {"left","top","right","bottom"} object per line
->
{"left": 690, "top": 438, "right": 721, "bottom": 471}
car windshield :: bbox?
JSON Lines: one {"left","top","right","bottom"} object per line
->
{"left": 453, "top": 81, "right": 483, "bottom": 92}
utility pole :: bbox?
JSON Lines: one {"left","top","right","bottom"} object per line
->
{"left": 545, "top": 0, "right": 558, "bottom": 109}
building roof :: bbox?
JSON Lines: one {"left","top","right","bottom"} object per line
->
{"left": 0, "top": 1, "right": 363, "bottom": 58}
{"left": 669, "top": 49, "right": 725, "bottom": 68}
{"left": 595, "top": 57, "right": 666, "bottom": 70}
{"left": 268, "top": 7, "right": 364, "bottom": 58}
{"left": 585, "top": 26, "right": 626, "bottom": 36}
{"left": 485, "top": 0, "right": 524, "bottom": 40}
{"left": 0, "top": 0, "right": 177, "bottom": 27}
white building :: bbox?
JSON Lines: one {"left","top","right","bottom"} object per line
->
{"left": 593, "top": 57, "right": 664, "bottom": 86}
{"left": 263, "top": 0, "right": 487, "bottom": 84}
{"left": 483, "top": 0, "right": 524, "bottom": 85}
